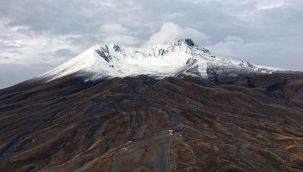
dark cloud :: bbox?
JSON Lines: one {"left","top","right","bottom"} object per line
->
{"left": 0, "top": 63, "right": 55, "bottom": 89}
{"left": 0, "top": 0, "right": 302, "bottom": 88}
{"left": 54, "top": 48, "right": 74, "bottom": 57}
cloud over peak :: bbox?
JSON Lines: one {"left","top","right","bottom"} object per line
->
{"left": 144, "top": 22, "right": 209, "bottom": 46}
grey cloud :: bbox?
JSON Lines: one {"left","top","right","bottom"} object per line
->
{"left": 0, "top": 63, "right": 55, "bottom": 89}
{"left": 54, "top": 48, "right": 74, "bottom": 58}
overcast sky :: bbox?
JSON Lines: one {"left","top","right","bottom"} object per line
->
{"left": 0, "top": 0, "right": 303, "bottom": 88}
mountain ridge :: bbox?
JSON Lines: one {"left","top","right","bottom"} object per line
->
{"left": 38, "top": 39, "right": 283, "bottom": 83}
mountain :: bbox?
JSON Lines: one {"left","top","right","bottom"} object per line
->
{"left": 38, "top": 39, "right": 280, "bottom": 82}
{"left": 0, "top": 39, "right": 303, "bottom": 172}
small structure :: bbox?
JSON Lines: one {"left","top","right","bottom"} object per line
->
{"left": 168, "top": 129, "right": 174, "bottom": 136}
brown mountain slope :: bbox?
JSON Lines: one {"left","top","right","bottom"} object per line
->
{"left": 0, "top": 73, "right": 303, "bottom": 172}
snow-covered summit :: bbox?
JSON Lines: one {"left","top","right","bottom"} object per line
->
{"left": 39, "top": 39, "right": 279, "bottom": 82}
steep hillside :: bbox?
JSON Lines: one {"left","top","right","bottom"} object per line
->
{"left": 0, "top": 73, "right": 303, "bottom": 171}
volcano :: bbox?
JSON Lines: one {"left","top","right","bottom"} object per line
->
{"left": 0, "top": 39, "right": 303, "bottom": 172}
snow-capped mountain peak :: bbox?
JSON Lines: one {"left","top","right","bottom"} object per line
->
{"left": 39, "top": 39, "right": 279, "bottom": 82}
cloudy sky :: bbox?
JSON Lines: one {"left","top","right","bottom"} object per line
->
{"left": 0, "top": 0, "right": 303, "bottom": 88}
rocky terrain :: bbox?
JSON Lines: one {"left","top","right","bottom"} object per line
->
{"left": 1, "top": 72, "right": 303, "bottom": 171}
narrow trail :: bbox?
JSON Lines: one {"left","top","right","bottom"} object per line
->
{"left": 168, "top": 130, "right": 177, "bottom": 172}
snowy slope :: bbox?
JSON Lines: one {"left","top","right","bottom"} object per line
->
{"left": 39, "top": 39, "right": 281, "bottom": 82}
